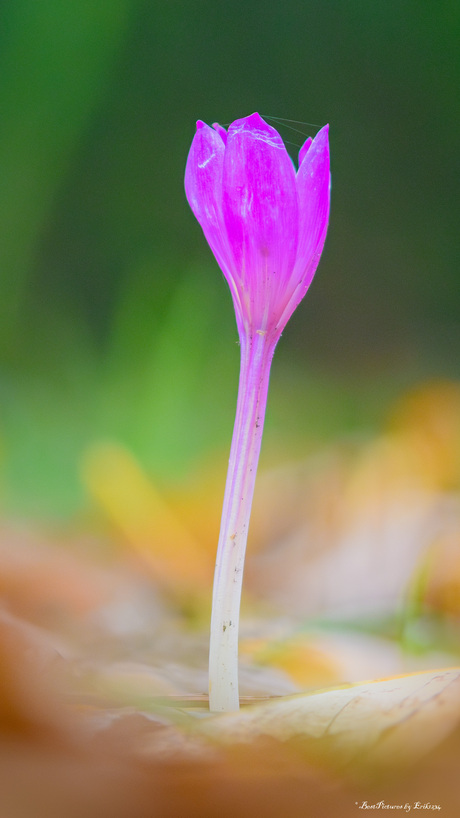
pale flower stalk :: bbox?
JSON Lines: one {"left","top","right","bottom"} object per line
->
{"left": 209, "top": 330, "right": 275, "bottom": 710}
{"left": 185, "top": 113, "right": 331, "bottom": 711}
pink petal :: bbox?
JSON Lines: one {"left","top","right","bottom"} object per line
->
{"left": 212, "top": 122, "right": 228, "bottom": 144}
{"left": 276, "top": 125, "right": 330, "bottom": 331}
{"left": 222, "top": 113, "right": 299, "bottom": 331}
{"left": 184, "top": 121, "right": 235, "bottom": 288}
{"left": 295, "top": 124, "right": 330, "bottom": 280}
{"left": 298, "top": 136, "right": 312, "bottom": 168}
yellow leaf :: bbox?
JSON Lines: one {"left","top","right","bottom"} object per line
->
{"left": 202, "top": 668, "right": 460, "bottom": 768}
{"left": 81, "top": 443, "right": 212, "bottom": 590}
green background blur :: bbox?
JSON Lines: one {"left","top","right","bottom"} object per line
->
{"left": 0, "top": 0, "right": 459, "bottom": 520}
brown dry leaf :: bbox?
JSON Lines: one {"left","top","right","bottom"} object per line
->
{"left": 0, "top": 528, "right": 123, "bottom": 623}
{"left": 0, "top": 606, "right": 359, "bottom": 818}
{"left": 201, "top": 668, "right": 460, "bottom": 769}
{"left": 0, "top": 540, "right": 459, "bottom": 815}
{"left": 243, "top": 379, "right": 460, "bottom": 620}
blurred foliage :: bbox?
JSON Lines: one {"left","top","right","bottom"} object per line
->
{"left": 0, "top": 0, "right": 459, "bottom": 519}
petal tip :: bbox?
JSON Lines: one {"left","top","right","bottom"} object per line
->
{"left": 298, "top": 136, "right": 313, "bottom": 168}
{"left": 228, "top": 112, "right": 284, "bottom": 148}
{"left": 315, "top": 123, "right": 330, "bottom": 144}
{"left": 212, "top": 122, "right": 228, "bottom": 144}
{"left": 246, "top": 111, "right": 265, "bottom": 127}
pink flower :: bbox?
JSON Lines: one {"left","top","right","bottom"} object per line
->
{"left": 185, "top": 112, "right": 330, "bottom": 343}
{"left": 185, "top": 113, "right": 331, "bottom": 711}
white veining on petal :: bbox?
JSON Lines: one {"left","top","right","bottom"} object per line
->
{"left": 230, "top": 124, "right": 283, "bottom": 148}
{"left": 198, "top": 153, "right": 215, "bottom": 169}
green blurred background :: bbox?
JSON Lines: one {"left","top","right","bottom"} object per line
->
{"left": 0, "top": 0, "right": 459, "bottom": 521}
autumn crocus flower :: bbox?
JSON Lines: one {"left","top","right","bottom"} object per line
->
{"left": 185, "top": 112, "right": 330, "bottom": 711}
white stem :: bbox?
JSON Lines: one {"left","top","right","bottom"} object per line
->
{"left": 209, "top": 330, "right": 276, "bottom": 711}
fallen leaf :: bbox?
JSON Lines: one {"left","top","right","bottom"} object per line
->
{"left": 81, "top": 443, "right": 212, "bottom": 591}
{"left": 201, "top": 668, "right": 460, "bottom": 769}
